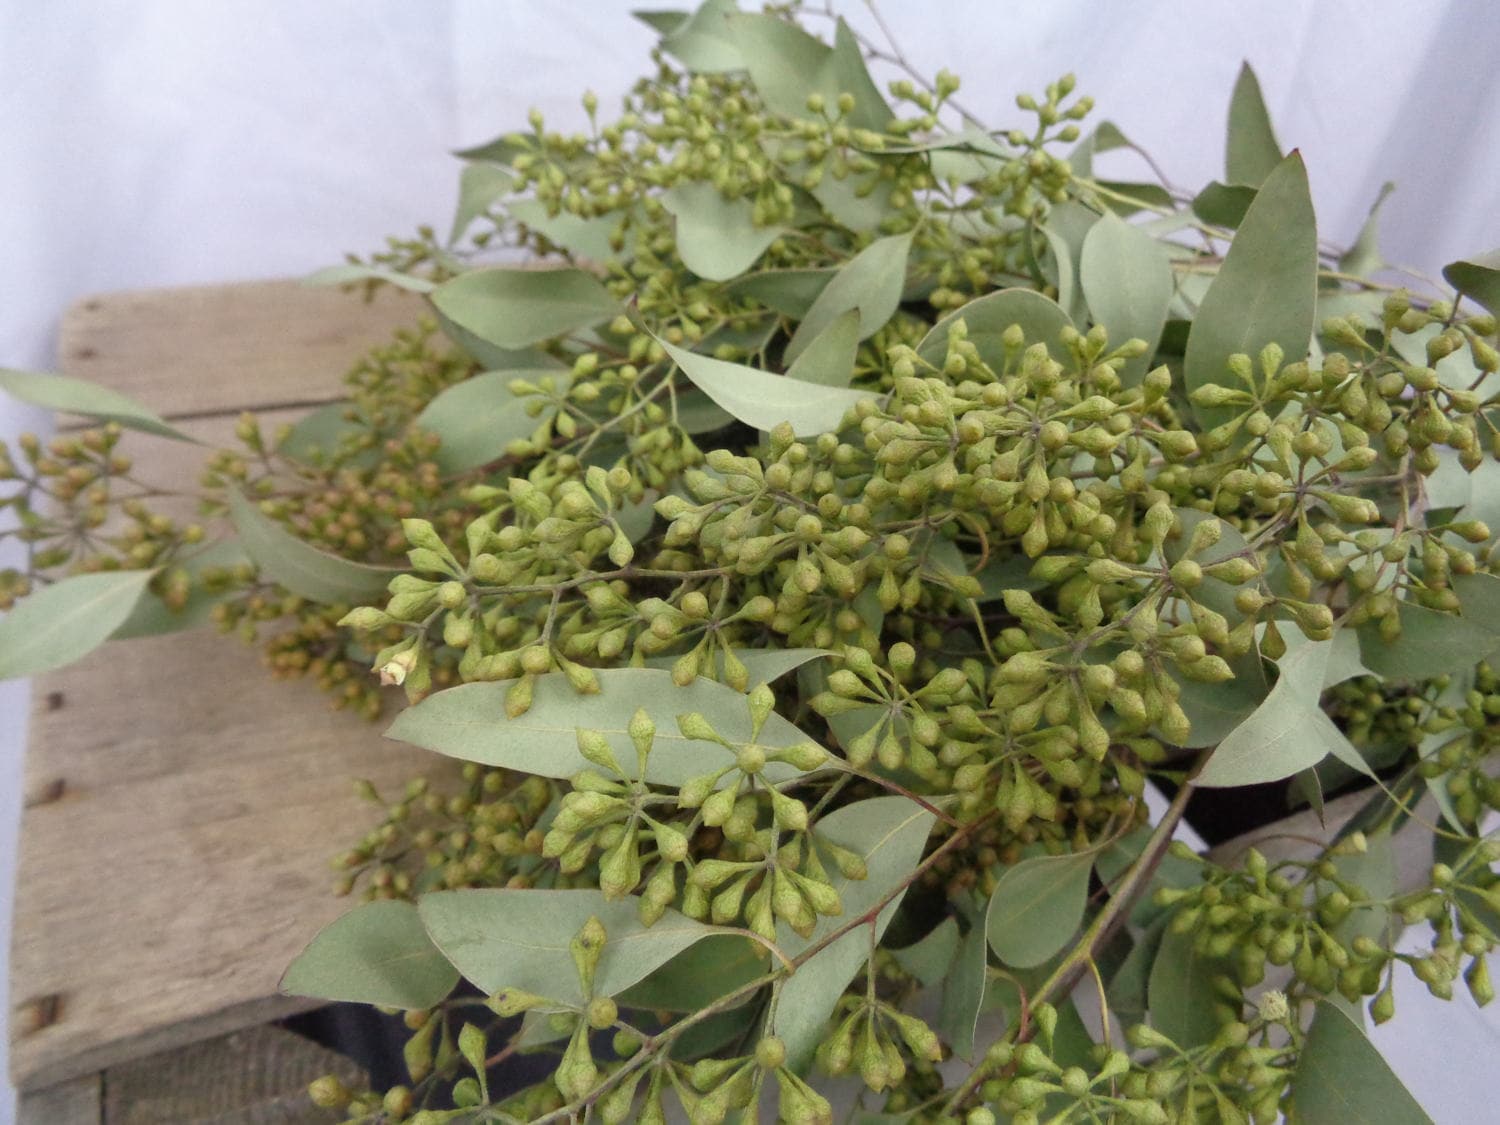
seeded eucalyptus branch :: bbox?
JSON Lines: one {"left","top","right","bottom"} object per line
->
{"left": 4, "top": 1, "right": 1500, "bottom": 1122}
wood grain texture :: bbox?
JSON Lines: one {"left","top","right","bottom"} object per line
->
{"left": 104, "top": 1024, "right": 363, "bottom": 1125}
{"left": 55, "top": 280, "right": 422, "bottom": 419}
{"left": 18, "top": 1073, "right": 101, "bottom": 1125}
{"left": 8, "top": 281, "right": 441, "bottom": 1092}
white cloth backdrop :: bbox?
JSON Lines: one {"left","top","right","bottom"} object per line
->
{"left": 3, "top": 2, "right": 1499, "bottom": 1119}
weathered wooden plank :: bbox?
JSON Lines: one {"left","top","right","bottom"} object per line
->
{"left": 8, "top": 281, "right": 443, "bottom": 1092}
{"left": 55, "top": 280, "right": 423, "bottom": 418}
{"left": 9, "top": 628, "right": 440, "bottom": 1092}
{"left": 103, "top": 1024, "right": 364, "bottom": 1125}
{"left": 18, "top": 1072, "right": 101, "bottom": 1125}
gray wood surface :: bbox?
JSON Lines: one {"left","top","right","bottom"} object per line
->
{"left": 8, "top": 281, "right": 434, "bottom": 1093}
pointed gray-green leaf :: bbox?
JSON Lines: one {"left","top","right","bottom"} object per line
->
{"left": 824, "top": 18, "right": 894, "bottom": 134}
{"left": 916, "top": 288, "right": 1074, "bottom": 371}
{"left": 643, "top": 646, "right": 828, "bottom": 684}
{"left": 1191, "top": 181, "right": 1258, "bottom": 229}
{"left": 280, "top": 900, "right": 458, "bottom": 1010}
{"left": 1148, "top": 923, "right": 1230, "bottom": 1048}
{"left": 454, "top": 131, "right": 532, "bottom": 165}
{"left": 938, "top": 915, "right": 988, "bottom": 1060}
{"left": 1167, "top": 648, "right": 1268, "bottom": 748}
{"left": 1443, "top": 249, "right": 1500, "bottom": 318}
{"left": 303, "top": 264, "right": 437, "bottom": 294}
{"left": 0, "top": 569, "right": 155, "bottom": 680}
{"left": 1291, "top": 1001, "right": 1434, "bottom": 1124}
{"left": 1096, "top": 180, "right": 1174, "bottom": 215}
{"left": 633, "top": 9, "right": 689, "bottom": 36}
{"left": 414, "top": 368, "right": 562, "bottom": 473}
{"left": 723, "top": 268, "right": 835, "bottom": 319}
{"left": 419, "top": 889, "right": 721, "bottom": 1006}
{"left": 1080, "top": 211, "right": 1174, "bottom": 384}
{"left": 773, "top": 796, "right": 937, "bottom": 1070}
{"left": 1340, "top": 182, "right": 1396, "bottom": 278}
{"left": 1225, "top": 63, "right": 1282, "bottom": 187}
{"left": 429, "top": 266, "right": 620, "bottom": 351}
{"left": 276, "top": 401, "right": 367, "bottom": 466}
{"left": 111, "top": 541, "right": 251, "bottom": 640}
{"left": 1045, "top": 201, "right": 1097, "bottom": 325}
{"left": 985, "top": 852, "right": 1092, "bottom": 969}
{"left": 728, "top": 13, "right": 889, "bottom": 135}
{"left": 662, "top": 182, "right": 784, "bottom": 281}
{"left": 450, "top": 162, "right": 514, "bottom": 245}
{"left": 785, "top": 233, "right": 913, "bottom": 362}
{"left": 1196, "top": 639, "right": 1363, "bottom": 787}
{"left": 227, "top": 490, "right": 399, "bottom": 606}
{"left": 657, "top": 0, "right": 741, "bottom": 72}
{"left": 386, "top": 667, "right": 814, "bottom": 787}
{"left": 507, "top": 199, "right": 623, "bottom": 263}
{"left": 1356, "top": 599, "right": 1500, "bottom": 682}
{"left": 618, "top": 933, "right": 766, "bottom": 1011}
{"left": 785, "top": 309, "right": 860, "bottom": 388}
{"left": 1185, "top": 153, "right": 1317, "bottom": 431}
{"left": 660, "top": 338, "right": 873, "bottom": 436}
{"left": 672, "top": 386, "right": 737, "bottom": 434}
{"left": 0, "top": 369, "right": 197, "bottom": 443}
{"left": 891, "top": 917, "right": 958, "bottom": 990}
{"left": 728, "top": 11, "right": 831, "bottom": 122}
{"left": 1108, "top": 915, "right": 1168, "bottom": 1025}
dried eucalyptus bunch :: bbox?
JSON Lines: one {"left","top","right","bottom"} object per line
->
{"left": 5, "top": 2, "right": 1500, "bottom": 1122}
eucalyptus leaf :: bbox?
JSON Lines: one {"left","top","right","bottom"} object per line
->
{"left": 662, "top": 181, "right": 784, "bottom": 281}
{"left": 0, "top": 368, "right": 197, "bottom": 443}
{"left": 891, "top": 917, "right": 959, "bottom": 989}
{"left": 507, "top": 199, "right": 623, "bottom": 263}
{"left": 729, "top": 13, "right": 889, "bottom": 134}
{"left": 642, "top": 646, "right": 829, "bottom": 684}
{"left": 280, "top": 900, "right": 458, "bottom": 1010}
{"left": 1147, "top": 923, "right": 1230, "bottom": 1048}
{"left": 723, "top": 268, "right": 835, "bottom": 319}
{"left": 1196, "top": 638, "right": 1364, "bottom": 788}
{"left": 1107, "top": 916, "right": 1168, "bottom": 1024}
{"left": 419, "top": 889, "right": 723, "bottom": 1006}
{"left": 1167, "top": 647, "right": 1268, "bottom": 748}
{"left": 450, "top": 161, "right": 514, "bottom": 244}
{"left": 1191, "top": 181, "right": 1258, "bottom": 228}
{"left": 984, "top": 852, "right": 1092, "bottom": 969}
{"left": 1290, "top": 1001, "right": 1434, "bottom": 1123}
{"left": 657, "top": 0, "right": 741, "bottom": 73}
{"left": 660, "top": 338, "right": 873, "bottom": 436}
{"left": 1340, "top": 182, "right": 1396, "bottom": 278}
{"left": 1079, "top": 211, "right": 1174, "bottom": 384}
{"left": 386, "top": 667, "right": 817, "bottom": 787}
{"left": 302, "top": 264, "right": 437, "bottom": 294}
{"left": 276, "top": 401, "right": 367, "bottom": 466}
{"left": 111, "top": 541, "right": 251, "bottom": 640}
{"left": 633, "top": 9, "right": 689, "bottom": 36}
{"left": 1442, "top": 249, "right": 1500, "bottom": 317}
{"left": 429, "top": 266, "right": 620, "bottom": 351}
{"left": 0, "top": 569, "right": 155, "bottom": 680}
{"left": 617, "top": 932, "right": 766, "bottom": 1011}
{"left": 1356, "top": 599, "right": 1500, "bottom": 681}
{"left": 1185, "top": 153, "right": 1317, "bottom": 431}
{"left": 1225, "top": 63, "right": 1282, "bottom": 187}
{"left": 785, "top": 309, "right": 860, "bottom": 388}
{"left": 414, "top": 368, "right": 562, "bottom": 473}
{"left": 672, "top": 386, "right": 737, "bottom": 434}
{"left": 938, "top": 915, "right": 988, "bottom": 1060}
{"left": 773, "top": 796, "right": 937, "bottom": 1069}
{"left": 784, "top": 233, "right": 914, "bottom": 362}
{"left": 227, "top": 490, "right": 399, "bottom": 606}
{"left": 915, "top": 288, "right": 1074, "bottom": 371}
